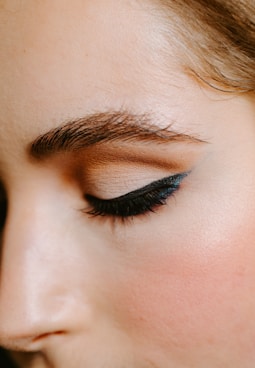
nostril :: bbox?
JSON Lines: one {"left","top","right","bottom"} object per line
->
{"left": 32, "top": 330, "right": 65, "bottom": 344}
{"left": 0, "top": 330, "right": 67, "bottom": 354}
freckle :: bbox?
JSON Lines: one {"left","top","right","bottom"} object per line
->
{"left": 207, "top": 337, "right": 215, "bottom": 346}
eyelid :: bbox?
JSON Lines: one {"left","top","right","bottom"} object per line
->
{"left": 85, "top": 172, "right": 188, "bottom": 203}
{"left": 83, "top": 171, "right": 189, "bottom": 220}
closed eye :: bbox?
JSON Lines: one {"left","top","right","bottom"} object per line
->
{"left": 83, "top": 172, "right": 189, "bottom": 221}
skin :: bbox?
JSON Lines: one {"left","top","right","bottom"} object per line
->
{"left": 1, "top": 0, "right": 255, "bottom": 367}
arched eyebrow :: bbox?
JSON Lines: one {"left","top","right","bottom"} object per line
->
{"left": 29, "top": 110, "right": 205, "bottom": 160}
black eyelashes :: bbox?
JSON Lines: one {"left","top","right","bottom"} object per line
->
{"left": 84, "top": 172, "right": 188, "bottom": 220}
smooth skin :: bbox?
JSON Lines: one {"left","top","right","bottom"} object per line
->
{"left": 1, "top": 1, "right": 255, "bottom": 367}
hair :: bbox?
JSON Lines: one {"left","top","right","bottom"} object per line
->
{"left": 154, "top": 0, "right": 255, "bottom": 93}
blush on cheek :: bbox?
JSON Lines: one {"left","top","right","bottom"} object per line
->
{"left": 113, "top": 230, "right": 255, "bottom": 362}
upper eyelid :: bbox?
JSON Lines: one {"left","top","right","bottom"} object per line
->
{"left": 85, "top": 172, "right": 188, "bottom": 203}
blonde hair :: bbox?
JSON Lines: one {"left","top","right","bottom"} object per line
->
{"left": 155, "top": 0, "right": 255, "bottom": 93}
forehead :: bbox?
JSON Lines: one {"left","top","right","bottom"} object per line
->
{"left": 0, "top": 1, "right": 177, "bottom": 129}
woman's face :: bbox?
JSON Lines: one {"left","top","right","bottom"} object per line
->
{"left": 1, "top": 1, "right": 255, "bottom": 367}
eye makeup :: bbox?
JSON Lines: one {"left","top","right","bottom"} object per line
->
{"left": 84, "top": 172, "right": 189, "bottom": 221}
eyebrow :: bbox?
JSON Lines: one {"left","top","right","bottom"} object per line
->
{"left": 29, "top": 110, "right": 205, "bottom": 159}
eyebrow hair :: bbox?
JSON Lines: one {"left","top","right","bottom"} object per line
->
{"left": 29, "top": 110, "right": 205, "bottom": 159}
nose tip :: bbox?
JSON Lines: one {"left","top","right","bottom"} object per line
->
{"left": 0, "top": 250, "right": 69, "bottom": 352}
{"left": 0, "top": 292, "right": 70, "bottom": 352}
{"left": 0, "top": 224, "right": 92, "bottom": 353}
{"left": 0, "top": 257, "right": 95, "bottom": 354}
{"left": 0, "top": 287, "right": 94, "bottom": 353}
{"left": 0, "top": 268, "right": 94, "bottom": 353}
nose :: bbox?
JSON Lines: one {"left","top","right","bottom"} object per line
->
{"left": 0, "top": 183, "right": 94, "bottom": 352}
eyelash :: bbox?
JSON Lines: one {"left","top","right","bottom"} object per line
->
{"left": 83, "top": 172, "right": 188, "bottom": 221}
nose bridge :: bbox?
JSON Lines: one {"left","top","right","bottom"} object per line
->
{"left": 0, "top": 181, "right": 89, "bottom": 351}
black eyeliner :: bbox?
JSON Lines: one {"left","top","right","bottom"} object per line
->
{"left": 84, "top": 172, "right": 189, "bottom": 219}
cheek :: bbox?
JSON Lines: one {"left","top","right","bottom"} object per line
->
{"left": 111, "top": 218, "right": 255, "bottom": 359}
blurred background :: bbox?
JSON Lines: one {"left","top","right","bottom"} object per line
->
{"left": 0, "top": 348, "right": 18, "bottom": 368}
